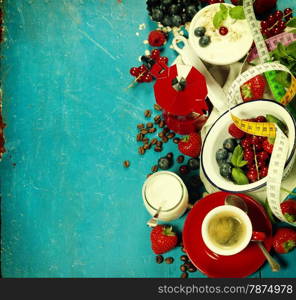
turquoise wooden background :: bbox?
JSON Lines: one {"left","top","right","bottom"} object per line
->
{"left": 1, "top": 0, "right": 295, "bottom": 278}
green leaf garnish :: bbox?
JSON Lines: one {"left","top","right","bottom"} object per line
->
{"left": 231, "top": 145, "right": 247, "bottom": 168}
{"left": 286, "top": 17, "right": 296, "bottom": 28}
{"left": 213, "top": 4, "right": 228, "bottom": 29}
{"left": 232, "top": 167, "right": 249, "bottom": 185}
{"left": 229, "top": 6, "right": 245, "bottom": 20}
{"left": 266, "top": 114, "right": 288, "bottom": 133}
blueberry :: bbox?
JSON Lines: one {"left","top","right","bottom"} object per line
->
{"left": 169, "top": 4, "right": 181, "bottom": 15}
{"left": 171, "top": 15, "right": 182, "bottom": 27}
{"left": 162, "top": 15, "right": 172, "bottom": 27}
{"left": 216, "top": 148, "right": 228, "bottom": 162}
{"left": 226, "top": 152, "right": 232, "bottom": 164}
{"left": 223, "top": 138, "right": 237, "bottom": 152}
{"left": 158, "top": 157, "right": 172, "bottom": 170}
{"left": 162, "top": 0, "right": 172, "bottom": 5}
{"left": 220, "top": 162, "right": 232, "bottom": 178}
{"left": 199, "top": 35, "right": 211, "bottom": 47}
{"left": 152, "top": 9, "right": 163, "bottom": 22}
{"left": 186, "top": 5, "right": 197, "bottom": 18}
{"left": 194, "top": 27, "right": 206, "bottom": 37}
{"left": 187, "top": 158, "right": 200, "bottom": 170}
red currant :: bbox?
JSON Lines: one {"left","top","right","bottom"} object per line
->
{"left": 257, "top": 159, "right": 266, "bottom": 169}
{"left": 130, "top": 67, "right": 140, "bottom": 77}
{"left": 248, "top": 164, "right": 257, "bottom": 171}
{"left": 267, "top": 15, "right": 276, "bottom": 27}
{"left": 158, "top": 56, "right": 169, "bottom": 65}
{"left": 219, "top": 26, "right": 228, "bottom": 36}
{"left": 150, "top": 49, "right": 161, "bottom": 60}
{"left": 260, "top": 166, "right": 269, "bottom": 178}
{"left": 250, "top": 135, "right": 260, "bottom": 146}
{"left": 260, "top": 20, "right": 269, "bottom": 29}
{"left": 247, "top": 169, "right": 259, "bottom": 183}
{"left": 244, "top": 149, "right": 254, "bottom": 163}
{"left": 284, "top": 8, "right": 293, "bottom": 17}
{"left": 257, "top": 151, "right": 269, "bottom": 161}
{"left": 255, "top": 115, "right": 267, "bottom": 122}
{"left": 241, "top": 137, "right": 252, "bottom": 149}
{"left": 261, "top": 28, "right": 271, "bottom": 38}
{"left": 138, "top": 65, "right": 148, "bottom": 74}
{"left": 143, "top": 73, "right": 153, "bottom": 83}
{"left": 273, "top": 10, "right": 284, "bottom": 20}
{"left": 271, "top": 26, "right": 281, "bottom": 36}
{"left": 277, "top": 20, "right": 286, "bottom": 31}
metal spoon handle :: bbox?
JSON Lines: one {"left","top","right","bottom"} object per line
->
{"left": 258, "top": 242, "right": 280, "bottom": 272}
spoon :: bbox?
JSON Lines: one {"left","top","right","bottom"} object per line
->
{"left": 225, "top": 194, "right": 280, "bottom": 272}
{"left": 146, "top": 206, "right": 162, "bottom": 227}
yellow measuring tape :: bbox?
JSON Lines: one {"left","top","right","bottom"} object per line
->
{"left": 231, "top": 114, "right": 276, "bottom": 138}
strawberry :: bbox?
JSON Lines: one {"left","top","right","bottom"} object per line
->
{"left": 228, "top": 123, "right": 245, "bottom": 139}
{"left": 253, "top": 0, "right": 277, "bottom": 15}
{"left": 148, "top": 30, "right": 167, "bottom": 47}
{"left": 241, "top": 75, "right": 266, "bottom": 102}
{"left": 150, "top": 225, "right": 178, "bottom": 254}
{"left": 178, "top": 132, "right": 202, "bottom": 158}
{"left": 262, "top": 138, "right": 274, "bottom": 154}
{"left": 272, "top": 228, "right": 296, "bottom": 254}
{"left": 281, "top": 199, "right": 296, "bottom": 223}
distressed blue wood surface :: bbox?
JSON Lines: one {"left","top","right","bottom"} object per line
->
{"left": 0, "top": 0, "right": 295, "bottom": 278}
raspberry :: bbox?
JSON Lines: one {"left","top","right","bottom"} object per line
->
{"left": 228, "top": 123, "right": 245, "bottom": 139}
{"left": 148, "top": 30, "right": 167, "bottom": 47}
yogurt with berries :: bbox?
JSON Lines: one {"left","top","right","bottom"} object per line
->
{"left": 189, "top": 3, "right": 253, "bottom": 65}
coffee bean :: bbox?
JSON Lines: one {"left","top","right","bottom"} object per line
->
{"left": 141, "top": 129, "right": 148, "bottom": 135}
{"left": 180, "top": 264, "right": 187, "bottom": 272}
{"left": 180, "top": 272, "right": 188, "bottom": 279}
{"left": 156, "top": 255, "right": 164, "bottom": 264}
{"left": 138, "top": 147, "right": 145, "bottom": 155}
{"left": 154, "top": 104, "right": 162, "bottom": 111}
{"left": 163, "top": 127, "right": 169, "bottom": 133}
{"left": 151, "top": 165, "right": 158, "bottom": 173}
{"left": 177, "top": 155, "right": 185, "bottom": 163}
{"left": 166, "top": 152, "right": 173, "bottom": 160}
{"left": 154, "top": 146, "right": 162, "bottom": 152}
{"left": 181, "top": 247, "right": 187, "bottom": 253}
{"left": 137, "top": 123, "right": 145, "bottom": 130}
{"left": 159, "top": 120, "right": 165, "bottom": 128}
{"left": 123, "top": 160, "right": 130, "bottom": 168}
{"left": 158, "top": 132, "right": 164, "bottom": 138}
{"left": 167, "top": 132, "right": 175, "bottom": 139}
{"left": 180, "top": 255, "right": 188, "bottom": 262}
{"left": 188, "top": 266, "right": 197, "bottom": 273}
{"left": 144, "top": 109, "right": 152, "bottom": 118}
{"left": 162, "top": 136, "right": 168, "bottom": 143}
{"left": 149, "top": 128, "right": 156, "bottom": 133}
{"left": 173, "top": 138, "right": 180, "bottom": 144}
{"left": 146, "top": 122, "right": 153, "bottom": 129}
{"left": 143, "top": 143, "right": 151, "bottom": 150}
{"left": 142, "top": 137, "right": 149, "bottom": 143}
{"left": 165, "top": 257, "right": 174, "bottom": 264}
{"left": 151, "top": 138, "right": 158, "bottom": 145}
{"left": 137, "top": 133, "right": 143, "bottom": 142}
{"left": 154, "top": 115, "right": 161, "bottom": 122}
{"left": 156, "top": 140, "right": 163, "bottom": 147}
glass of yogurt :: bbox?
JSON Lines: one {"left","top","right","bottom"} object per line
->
{"left": 189, "top": 3, "right": 253, "bottom": 65}
{"left": 142, "top": 171, "right": 189, "bottom": 222}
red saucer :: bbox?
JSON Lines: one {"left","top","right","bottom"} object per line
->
{"left": 183, "top": 192, "right": 273, "bottom": 278}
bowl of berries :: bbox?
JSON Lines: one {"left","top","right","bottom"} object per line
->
{"left": 201, "top": 100, "right": 296, "bottom": 193}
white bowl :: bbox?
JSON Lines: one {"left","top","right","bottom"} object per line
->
{"left": 201, "top": 100, "right": 296, "bottom": 193}
{"left": 188, "top": 3, "right": 253, "bottom": 65}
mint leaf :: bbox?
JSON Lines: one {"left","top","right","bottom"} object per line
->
{"left": 213, "top": 4, "right": 228, "bottom": 29}
{"left": 231, "top": 145, "right": 244, "bottom": 167}
{"left": 286, "top": 17, "right": 296, "bottom": 28}
{"left": 238, "top": 160, "right": 248, "bottom": 168}
{"left": 266, "top": 114, "right": 287, "bottom": 133}
{"left": 275, "top": 71, "right": 291, "bottom": 88}
{"left": 232, "top": 167, "right": 249, "bottom": 185}
{"left": 229, "top": 6, "right": 245, "bottom": 20}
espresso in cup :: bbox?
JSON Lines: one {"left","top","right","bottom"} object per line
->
{"left": 207, "top": 211, "right": 248, "bottom": 251}
{"left": 202, "top": 205, "right": 253, "bottom": 256}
